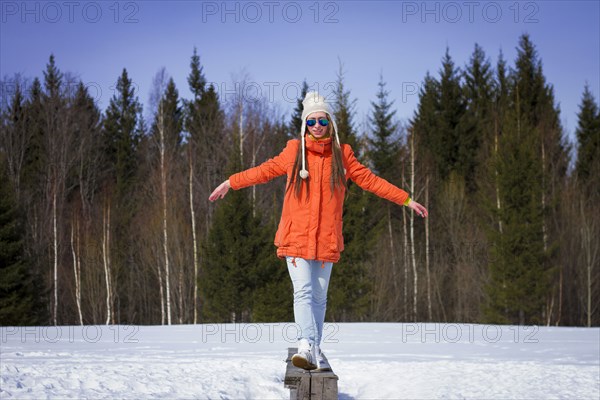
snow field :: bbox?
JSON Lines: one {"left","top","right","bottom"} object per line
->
{"left": 1, "top": 323, "right": 598, "bottom": 399}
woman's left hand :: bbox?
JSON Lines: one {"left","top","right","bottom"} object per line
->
{"left": 407, "top": 199, "right": 428, "bottom": 218}
{"left": 209, "top": 180, "right": 231, "bottom": 202}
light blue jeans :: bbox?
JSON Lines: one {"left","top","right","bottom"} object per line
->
{"left": 286, "top": 257, "right": 333, "bottom": 346}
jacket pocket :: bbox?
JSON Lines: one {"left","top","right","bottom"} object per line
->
{"left": 274, "top": 218, "right": 293, "bottom": 247}
{"left": 330, "top": 216, "right": 344, "bottom": 252}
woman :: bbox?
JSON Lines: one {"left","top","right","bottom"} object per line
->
{"left": 209, "top": 91, "right": 428, "bottom": 371}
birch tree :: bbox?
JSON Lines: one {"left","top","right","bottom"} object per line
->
{"left": 101, "top": 68, "right": 142, "bottom": 324}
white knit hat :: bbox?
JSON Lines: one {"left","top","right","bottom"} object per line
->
{"left": 299, "top": 91, "right": 341, "bottom": 179}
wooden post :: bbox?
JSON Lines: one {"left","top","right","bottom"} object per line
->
{"left": 284, "top": 348, "right": 339, "bottom": 400}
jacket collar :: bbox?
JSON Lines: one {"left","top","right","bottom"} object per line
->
{"left": 304, "top": 134, "right": 332, "bottom": 156}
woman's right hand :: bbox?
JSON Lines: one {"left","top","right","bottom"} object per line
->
{"left": 209, "top": 180, "right": 231, "bottom": 202}
{"left": 407, "top": 199, "right": 429, "bottom": 218}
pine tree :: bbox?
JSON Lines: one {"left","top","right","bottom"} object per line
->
{"left": 184, "top": 49, "right": 225, "bottom": 192}
{"left": 200, "top": 131, "right": 268, "bottom": 322}
{"left": 411, "top": 60, "right": 465, "bottom": 247}
{"left": 42, "top": 55, "right": 73, "bottom": 325}
{"left": 102, "top": 68, "right": 142, "bottom": 200}
{"left": 573, "top": 84, "right": 600, "bottom": 327}
{"left": 474, "top": 51, "right": 511, "bottom": 316}
{"left": 67, "top": 81, "right": 103, "bottom": 325}
{"left": 333, "top": 62, "right": 360, "bottom": 151}
{"left": 477, "top": 50, "right": 510, "bottom": 238}
{"left": 150, "top": 77, "right": 183, "bottom": 325}
{"left": 484, "top": 34, "right": 565, "bottom": 324}
{"left": 411, "top": 50, "right": 471, "bottom": 321}
{"left": 411, "top": 72, "right": 440, "bottom": 172}
{"left": 366, "top": 74, "right": 407, "bottom": 320}
{"left": 153, "top": 78, "right": 183, "bottom": 152}
{"left": 43, "top": 54, "right": 62, "bottom": 99}
{"left": 289, "top": 80, "right": 309, "bottom": 138}
{"left": 437, "top": 48, "right": 467, "bottom": 181}
{"left": 249, "top": 155, "right": 293, "bottom": 323}
{"left": 461, "top": 43, "right": 494, "bottom": 193}
{"left": 16, "top": 76, "right": 50, "bottom": 323}
{"left": 327, "top": 62, "right": 372, "bottom": 321}
{"left": 22, "top": 78, "right": 45, "bottom": 195}
{"left": 408, "top": 73, "right": 440, "bottom": 320}
{"left": 368, "top": 74, "right": 400, "bottom": 182}
{"left": 183, "top": 49, "right": 229, "bottom": 323}
{"left": 575, "top": 84, "right": 600, "bottom": 193}
{"left": 70, "top": 81, "right": 103, "bottom": 207}
{"left": 1, "top": 78, "right": 28, "bottom": 201}
{"left": 0, "top": 164, "right": 43, "bottom": 325}
{"left": 101, "top": 68, "right": 143, "bottom": 323}
{"left": 485, "top": 104, "right": 546, "bottom": 324}
{"left": 188, "top": 47, "right": 207, "bottom": 100}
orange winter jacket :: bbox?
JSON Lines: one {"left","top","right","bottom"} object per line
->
{"left": 229, "top": 135, "right": 410, "bottom": 263}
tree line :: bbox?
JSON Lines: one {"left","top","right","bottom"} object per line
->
{"left": 1, "top": 34, "right": 598, "bottom": 327}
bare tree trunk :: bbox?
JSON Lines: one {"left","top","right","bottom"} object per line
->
{"left": 541, "top": 141, "right": 553, "bottom": 326}
{"left": 402, "top": 163, "right": 409, "bottom": 319}
{"left": 1, "top": 79, "right": 29, "bottom": 202}
{"left": 387, "top": 205, "right": 398, "bottom": 294}
{"left": 239, "top": 104, "right": 244, "bottom": 165}
{"left": 410, "top": 131, "right": 418, "bottom": 321}
{"left": 587, "top": 263, "right": 592, "bottom": 327}
{"left": 178, "top": 267, "right": 184, "bottom": 324}
{"left": 71, "top": 218, "right": 83, "bottom": 325}
{"left": 252, "top": 128, "right": 256, "bottom": 218}
{"left": 494, "top": 117, "right": 503, "bottom": 234}
{"left": 425, "top": 176, "right": 432, "bottom": 321}
{"left": 189, "top": 153, "right": 199, "bottom": 324}
{"left": 52, "top": 188, "right": 58, "bottom": 326}
{"left": 158, "top": 105, "right": 172, "bottom": 325}
{"left": 102, "top": 202, "right": 113, "bottom": 325}
{"left": 557, "top": 258, "right": 563, "bottom": 326}
{"left": 580, "top": 199, "right": 598, "bottom": 327}
{"left": 541, "top": 141, "right": 548, "bottom": 251}
{"left": 494, "top": 113, "right": 507, "bottom": 311}
{"left": 157, "top": 245, "right": 166, "bottom": 325}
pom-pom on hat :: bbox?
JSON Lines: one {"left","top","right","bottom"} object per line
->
{"left": 299, "top": 91, "right": 341, "bottom": 179}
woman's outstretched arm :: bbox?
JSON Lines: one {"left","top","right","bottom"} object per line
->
{"left": 344, "top": 144, "right": 428, "bottom": 218}
{"left": 208, "top": 140, "right": 297, "bottom": 202}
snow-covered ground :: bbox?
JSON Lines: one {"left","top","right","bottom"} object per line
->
{"left": 1, "top": 323, "right": 598, "bottom": 399}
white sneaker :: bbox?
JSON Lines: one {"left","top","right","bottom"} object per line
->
{"left": 291, "top": 339, "right": 317, "bottom": 370}
{"left": 314, "top": 344, "right": 332, "bottom": 372}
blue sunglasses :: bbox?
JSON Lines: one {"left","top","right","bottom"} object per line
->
{"left": 306, "top": 118, "right": 330, "bottom": 127}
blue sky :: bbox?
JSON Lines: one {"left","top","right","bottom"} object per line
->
{"left": 1, "top": 0, "right": 599, "bottom": 142}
